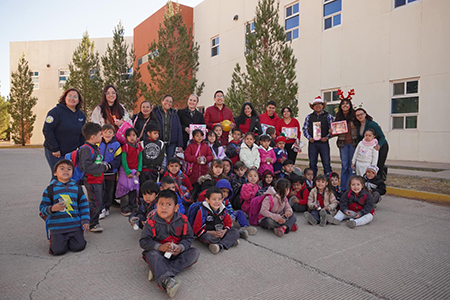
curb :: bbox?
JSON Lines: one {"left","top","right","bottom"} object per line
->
{"left": 387, "top": 187, "right": 450, "bottom": 203}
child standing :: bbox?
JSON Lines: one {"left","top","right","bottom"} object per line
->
{"left": 240, "top": 169, "right": 260, "bottom": 215}
{"left": 258, "top": 135, "right": 276, "bottom": 177}
{"left": 193, "top": 187, "right": 240, "bottom": 254}
{"left": 266, "top": 127, "right": 277, "bottom": 148}
{"left": 129, "top": 180, "right": 159, "bottom": 230}
{"left": 141, "top": 122, "right": 166, "bottom": 183}
{"left": 39, "top": 160, "right": 90, "bottom": 255}
{"left": 240, "top": 132, "right": 260, "bottom": 170}
{"left": 79, "top": 122, "right": 110, "bottom": 232}
{"left": 273, "top": 136, "right": 288, "bottom": 177}
{"left": 331, "top": 175, "right": 375, "bottom": 228}
{"left": 288, "top": 174, "right": 309, "bottom": 213}
{"left": 116, "top": 128, "right": 143, "bottom": 216}
{"left": 98, "top": 124, "right": 122, "bottom": 219}
{"left": 364, "top": 165, "right": 386, "bottom": 206}
{"left": 259, "top": 178, "right": 298, "bottom": 237}
{"left": 206, "top": 130, "right": 226, "bottom": 160}
{"left": 229, "top": 161, "right": 248, "bottom": 210}
{"left": 226, "top": 128, "right": 243, "bottom": 165}
{"left": 329, "top": 172, "right": 343, "bottom": 201}
{"left": 352, "top": 128, "right": 379, "bottom": 176}
{"left": 140, "top": 190, "right": 200, "bottom": 298}
{"left": 304, "top": 174, "right": 339, "bottom": 226}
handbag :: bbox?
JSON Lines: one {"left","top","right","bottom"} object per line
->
{"left": 115, "top": 120, "right": 133, "bottom": 144}
{"left": 183, "top": 144, "right": 201, "bottom": 176}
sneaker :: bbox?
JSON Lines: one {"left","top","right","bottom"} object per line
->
{"left": 319, "top": 209, "right": 327, "bottom": 227}
{"left": 90, "top": 224, "right": 103, "bottom": 232}
{"left": 121, "top": 211, "right": 131, "bottom": 217}
{"left": 148, "top": 269, "right": 154, "bottom": 281}
{"left": 290, "top": 223, "right": 299, "bottom": 232}
{"left": 304, "top": 211, "right": 317, "bottom": 226}
{"left": 163, "top": 277, "right": 180, "bottom": 298}
{"left": 208, "top": 243, "right": 222, "bottom": 254}
{"left": 326, "top": 215, "right": 341, "bottom": 225}
{"left": 347, "top": 220, "right": 357, "bottom": 229}
{"left": 232, "top": 239, "right": 240, "bottom": 247}
{"left": 239, "top": 228, "right": 249, "bottom": 240}
{"left": 99, "top": 209, "right": 106, "bottom": 219}
{"left": 105, "top": 209, "right": 110, "bottom": 216}
{"left": 273, "top": 226, "right": 285, "bottom": 237}
{"left": 243, "top": 226, "right": 258, "bottom": 235}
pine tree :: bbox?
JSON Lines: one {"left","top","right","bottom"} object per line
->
{"left": 65, "top": 31, "right": 103, "bottom": 117}
{"left": 102, "top": 21, "right": 139, "bottom": 113}
{"left": 0, "top": 92, "right": 10, "bottom": 140}
{"left": 143, "top": 1, "right": 204, "bottom": 108}
{"left": 9, "top": 54, "right": 37, "bottom": 145}
{"left": 227, "top": 0, "right": 298, "bottom": 117}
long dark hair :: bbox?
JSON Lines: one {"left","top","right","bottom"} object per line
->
{"left": 58, "top": 88, "right": 83, "bottom": 110}
{"left": 100, "top": 85, "right": 125, "bottom": 121}
{"left": 236, "top": 102, "right": 259, "bottom": 124}
{"left": 354, "top": 108, "right": 374, "bottom": 126}
{"left": 274, "top": 178, "right": 291, "bottom": 199}
{"left": 335, "top": 99, "right": 356, "bottom": 122}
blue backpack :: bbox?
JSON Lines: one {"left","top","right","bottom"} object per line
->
{"left": 64, "top": 144, "right": 95, "bottom": 184}
{"left": 186, "top": 201, "right": 206, "bottom": 228}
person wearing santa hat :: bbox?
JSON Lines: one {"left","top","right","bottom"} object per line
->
{"left": 302, "top": 96, "right": 334, "bottom": 178}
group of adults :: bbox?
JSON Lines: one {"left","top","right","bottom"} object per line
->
{"left": 43, "top": 85, "right": 389, "bottom": 187}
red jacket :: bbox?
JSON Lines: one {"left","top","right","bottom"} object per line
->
{"left": 184, "top": 141, "right": 213, "bottom": 185}
{"left": 204, "top": 104, "right": 234, "bottom": 145}
{"left": 193, "top": 202, "right": 232, "bottom": 237}
{"left": 259, "top": 111, "right": 281, "bottom": 129}
{"left": 162, "top": 170, "right": 193, "bottom": 191}
{"left": 275, "top": 118, "right": 301, "bottom": 144}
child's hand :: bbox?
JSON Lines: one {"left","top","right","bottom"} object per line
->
{"left": 292, "top": 197, "right": 300, "bottom": 204}
{"left": 136, "top": 171, "right": 140, "bottom": 177}
{"left": 285, "top": 211, "right": 292, "bottom": 218}
{"left": 127, "top": 174, "right": 133, "bottom": 178}
{"left": 158, "top": 242, "right": 173, "bottom": 253}
{"left": 351, "top": 164, "right": 355, "bottom": 169}
{"left": 323, "top": 206, "right": 329, "bottom": 211}
{"left": 320, "top": 137, "right": 328, "bottom": 142}
{"left": 309, "top": 138, "right": 315, "bottom": 143}
{"left": 82, "top": 224, "right": 89, "bottom": 232}
{"left": 278, "top": 216, "right": 286, "bottom": 224}
{"left": 51, "top": 202, "right": 66, "bottom": 212}
{"left": 172, "top": 244, "right": 182, "bottom": 256}
{"left": 314, "top": 205, "right": 319, "bottom": 210}
{"left": 345, "top": 210, "right": 352, "bottom": 216}
{"left": 217, "top": 229, "right": 227, "bottom": 238}
{"left": 280, "top": 157, "right": 286, "bottom": 162}
{"left": 355, "top": 213, "right": 360, "bottom": 219}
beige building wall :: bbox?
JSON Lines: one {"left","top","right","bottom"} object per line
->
{"left": 194, "top": 0, "right": 450, "bottom": 163}
{"left": 9, "top": 37, "right": 132, "bottom": 146}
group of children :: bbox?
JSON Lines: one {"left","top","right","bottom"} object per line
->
{"left": 39, "top": 120, "right": 387, "bottom": 298}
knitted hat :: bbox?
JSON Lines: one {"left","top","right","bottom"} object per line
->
{"left": 365, "top": 165, "right": 379, "bottom": 174}
{"left": 309, "top": 96, "right": 327, "bottom": 109}
{"left": 275, "top": 136, "right": 287, "bottom": 144}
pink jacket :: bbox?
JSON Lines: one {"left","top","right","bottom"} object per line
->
{"left": 240, "top": 183, "right": 260, "bottom": 215}
{"left": 258, "top": 147, "right": 276, "bottom": 176}
{"left": 259, "top": 186, "right": 293, "bottom": 222}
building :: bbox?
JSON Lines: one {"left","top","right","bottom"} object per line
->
{"left": 9, "top": 37, "right": 132, "bottom": 146}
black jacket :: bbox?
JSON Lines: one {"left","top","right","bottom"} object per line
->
{"left": 131, "top": 113, "right": 159, "bottom": 142}
{"left": 177, "top": 107, "right": 205, "bottom": 149}
{"left": 235, "top": 115, "right": 263, "bottom": 136}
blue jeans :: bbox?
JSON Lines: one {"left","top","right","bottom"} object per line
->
{"left": 163, "top": 143, "right": 177, "bottom": 166}
{"left": 308, "top": 141, "right": 332, "bottom": 177}
{"left": 339, "top": 144, "right": 355, "bottom": 190}
{"left": 44, "top": 147, "right": 63, "bottom": 178}
{"left": 234, "top": 210, "right": 249, "bottom": 227}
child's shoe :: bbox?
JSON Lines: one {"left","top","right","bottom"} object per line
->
{"left": 163, "top": 277, "right": 180, "bottom": 298}
{"left": 239, "top": 228, "right": 249, "bottom": 240}
{"left": 326, "top": 215, "right": 341, "bottom": 225}
{"left": 208, "top": 243, "right": 223, "bottom": 254}
{"left": 90, "top": 224, "right": 103, "bottom": 232}
{"left": 243, "top": 226, "right": 258, "bottom": 235}
{"left": 304, "top": 211, "right": 317, "bottom": 225}
{"left": 148, "top": 269, "right": 154, "bottom": 281}
{"left": 319, "top": 209, "right": 327, "bottom": 227}
{"left": 121, "top": 211, "right": 131, "bottom": 217}
{"left": 347, "top": 220, "right": 357, "bottom": 228}
{"left": 232, "top": 239, "right": 240, "bottom": 247}
{"left": 290, "top": 223, "right": 299, "bottom": 232}
{"left": 105, "top": 208, "right": 110, "bottom": 216}
{"left": 273, "top": 226, "right": 285, "bottom": 237}
{"left": 99, "top": 209, "right": 106, "bottom": 219}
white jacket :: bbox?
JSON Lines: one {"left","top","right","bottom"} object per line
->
{"left": 352, "top": 139, "right": 379, "bottom": 166}
{"left": 239, "top": 142, "right": 260, "bottom": 170}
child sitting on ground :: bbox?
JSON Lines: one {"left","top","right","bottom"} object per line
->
{"left": 163, "top": 157, "right": 193, "bottom": 211}
{"left": 278, "top": 159, "right": 295, "bottom": 179}
{"left": 329, "top": 172, "right": 343, "bottom": 201}
{"left": 259, "top": 178, "right": 298, "bottom": 237}
{"left": 222, "top": 157, "right": 234, "bottom": 180}
{"left": 230, "top": 161, "right": 248, "bottom": 210}
{"left": 215, "top": 179, "right": 257, "bottom": 238}
{"left": 160, "top": 176, "right": 185, "bottom": 215}
{"left": 273, "top": 136, "right": 288, "bottom": 177}
{"left": 225, "top": 128, "right": 242, "bottom": 166}
{"left": 304, "top": 174, "right": 339, "bottom": 227}
{"left": 197, "top": 159, "right": 228, "bottom": 201}
{"left": 206, "top": 130, "right": 226, "bottom": 160}
{"left": 331, "top": 175, "right": 375, "bottom": 228}
{"left": 258, "top": 134, "right": 276, "bottom": 177}
{"left": 239, "top": 132, "right": 260, "bottom": 170}
{"left": 129, "top": 180, "right": 160, "bottom": 230}
{"left": 99, "top": 124, "right": 122, "bottom": 219}
{"left": 352, "top": 128, "right": 379, "bottom": 176}
{"left": 240, "top": 169, "right": 260, "bottom": 216}
{"left": 193, "top": 187, "right": 240, "bottom": 254}
{"left": 39, "top": 160, "right": 90, "bottom": 255}
{"left": 140, "top": 190, "right": 200, "bottom": 298}
{"left": 304, "top": 168, "right": 314, "bottom": 190}
{"left": 363, "top": 165, "right": 386, "bottom": 206}
{"left": 258, "top": 170, "right": 275, "bottom": 195}
{"left": 288, "top": 174, "right": 309, "bottom": 213}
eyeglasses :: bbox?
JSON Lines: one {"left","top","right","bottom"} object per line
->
{"left": 67, "top": 95, "right": 78, "bottom": 100}
{"left": 355, "top": 113, "right": 365, "bottom": 117}
{"left": 215, "top": 95, "right": 224, "bottom": 98}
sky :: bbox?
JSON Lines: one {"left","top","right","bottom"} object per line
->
{"left": 0, "top": 0, "right": 204, "bottom": 97}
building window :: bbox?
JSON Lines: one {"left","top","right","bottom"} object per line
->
{"left": 120, "top": 67, "right": 133, "bottom": 82}
{"left": 211, "top": 36, "right": 219, "bottom": 57}
{"left": 285, "top": 2, "right": 299, "bottom": 41}
{"left": 391, "top": 79, "right": 419, "bottom": 130}
{"left": 245, "top": 21, "right": 255, "bottom": 53}
{"left": 137, "top": 50, "right": 158, "bottom": 67}
{"left": 30, "top": 71, "right": 39, "bottom": 89}
{"left": 323, "top": 88, "right": 340, "bottom": 116}
{"left": 324, "top": 0, "right": 342, "bottom": 30}
{"left": 394, "top": 0, "right": 419, "bottom": 9}
{"left": 58, "top": 69, "right": 69, "bottom": 89}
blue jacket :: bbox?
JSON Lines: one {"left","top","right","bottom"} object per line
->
{"left": 43, "top": 103, "right": 86, "bottom": 155}
{"left": 99, "top": 136, "right": 122, "bottom": 174}
{"left": 154, "top": 106, "right": 183, "bottom": 147}
{"left": 215, "top": 179, "right": 235, "bottom": 219}
{"left": 39, "top": 179, "right": 90, "bottom": 234}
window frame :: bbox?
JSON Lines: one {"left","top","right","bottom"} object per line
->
{"left": 393, "top": 0, "right": 420, "bottom": 9}
{"left": 285, "top": 1, "right": 300, "bottom": 42}
{"left": 30, "top": 71, "right": 39, "bottom": 90}
{"left": 211, "top": 36, "right": 219, "bottom": 57}
{"left": 390, "top": 78, "right": 419, "bottom": 130}
{"left": 58, "top": 69, "right": 69, "bottom": 89}
{"left": 323, "top": 0, "right": 342, "bottom": 31}
{"left": 245, "top": 20, "right": 255, "bottom": 53}
{"left": 322, "top": 88, "right": 341, "bottom": 117}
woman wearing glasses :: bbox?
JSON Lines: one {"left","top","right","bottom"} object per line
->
{"left": 43, "top": 88, "right": 86, "bottom": 173}
{"left": 354, "top": 108, "right": 389, "bottom": 181}
{"left": 91, "top": 85, "right": 130, "bottom": 130}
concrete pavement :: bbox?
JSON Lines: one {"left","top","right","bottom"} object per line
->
{"left": 1, "top": 148, "right": 450, "bottom": 300}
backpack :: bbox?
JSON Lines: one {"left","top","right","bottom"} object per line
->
{"left": 186, "top": 202, "right": 206, "bottom": 228}
{"left": 146, "top": 210, "right": 189, "bottom": 237}
{"left": 64, "top": 144, "right": 95, "bottom": 184}
{"left": 39, "top": 184, "right": 84, "bottom": 239}
{"left": 248, "top": 194, "right": 273, "bottom": 226}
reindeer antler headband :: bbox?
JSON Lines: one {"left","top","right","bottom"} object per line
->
{"left": 336, "top": 89, "right": 355, "bottom": 101}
